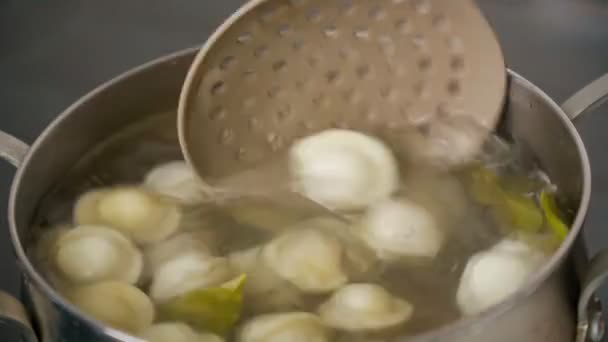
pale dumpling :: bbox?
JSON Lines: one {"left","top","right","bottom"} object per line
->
{"left": 318, "top": 283, "right": 414, "bottom": 332}
{"left": 358, "top": 198, "right": 444, "bottom": 260}
{"left": 229, "top": 246, "right": 304, "bottom": 313}
{"left": 140, "top": 322, "right": 223, "bottom": 342}
{"left": 150, "top": 252, "right": 233, "bottom": 303}
{"left": 74, "top": 186, "right": 182, "bottom": 245}
{"left": 68, "top": 281, "right": 154, "bottom": 334}
{"left": 288, "top": 129, "right": 399, "bottom": 211}
{"left": 53, "top": 225, "right": 143, "bottom": 285}
{"left": 239, "top": 312, "right": 331, "bottom": 342}
{"left": 456, "top": 238, "right": 546, "bottom": 316}
{"left": 262, "top": 227, "right": 348, "bottom": 293}
{"left": 33, "top": 225, "right": 73, "bottom": 294}
{"left": 143, "top": 231, "right": 214, "bottom": 281}
{"left": 308, "top": 217, "right": 378, "bottom": 278}
{"left": 143, "top": 161, "right": 207, "bottom": 205}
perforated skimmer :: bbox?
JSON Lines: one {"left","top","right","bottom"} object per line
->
{"left": 178, "top": 0, "right": 506, "bottom": 189}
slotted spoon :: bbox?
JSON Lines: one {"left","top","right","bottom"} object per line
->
{"left": 178, "top": 0, "right": 507, "bottom": 214}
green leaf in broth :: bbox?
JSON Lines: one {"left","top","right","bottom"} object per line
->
{"left": 158, "top": 275, "right": 246, "bottom": 336}
{"left": 468, "top": 165, "right": 504, "bottom": 205}
{"left": 467, "top": 164, "right": 569, "bottom": 244}
{"left": 540, "top": 191, "right": 569, "bottom": 242}
{"left": 501, "top": 192, "right": 544, "bottom": 233}
{"left": 500, "top": 173, "right": 545, "bottom": 195}
{"left": 467, "top": 165, "right": 543, "bottom": 233}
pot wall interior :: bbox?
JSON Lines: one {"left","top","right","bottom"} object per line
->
{"left": 501, "top": 73, "right": 585, "bottom": 218}
{"left": 12, "top": 51, "right": 196, "bottom": 248}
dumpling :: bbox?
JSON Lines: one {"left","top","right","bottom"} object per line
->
{"left": 68, "top": 281, "right": 154, "bottom": 334}
{"left": 53, "top": 225, "right": 143, "bottom": 285}
{"left": 239, "top": 312, "right": 331, "bottom": 342}
{"left": 32, "top": 225, "right": 74, "bottom": 293}
{"left": 143, "top": 231, "right": 214, "bottom": 281}
{"left": 318, "top": 283, "right": 414, "bottom": 332}
{"left": 307, "top": 217, "right": 378, "bottom": 278}
{"left": 74, "top": 187, "right": 182, "bottom": 245}
{"left": 140, "top": 322, "right": 223, "bottom": 342}
{"left": 456, "top": 238, "right": 546, "bottom": 316}
{"left": 358, "top": 198, "right": 444, "bottom": 260}
{"left": 229, "top": 246, "right": 304, "bottom": 313}
{"left": 262, "top": 227, "right": 348, "bottom": 293}
{"left": 143, "top": 161, "right": 207, "bottom": 205}
{"left": 150, "top": 252, "right": 234, "bottom": 303}
{"left": 288, "top": 129, "right": 399, "bottom": 211}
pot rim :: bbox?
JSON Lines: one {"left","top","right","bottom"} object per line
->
{"left": 6, "top": 48, "right": 592, "bottom": 341}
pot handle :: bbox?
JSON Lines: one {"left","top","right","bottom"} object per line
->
{"left": 0, "top": 130, "right": 37, "bottom": 342}
{"left": 0, "top": 291, "right": 38, "bottom": 342}
{"left": 563, "top": 74, "right": 608, "bottom": 121}
{"left": 561, "top": 74, "right": 608, "bottom": 342}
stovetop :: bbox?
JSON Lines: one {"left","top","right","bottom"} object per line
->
{"left": 1, "top": 0, "right": 608, "bottom": 340}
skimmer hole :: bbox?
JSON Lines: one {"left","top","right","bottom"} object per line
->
{"left": 414, "top": 0, "right": 432, "bottom": 14}
{"left": 324, "top": 25, "right": 339, "bottom": 38}
{"left": 237, "top": 32, "right": 253, "bottom": 44}
{"left": 210, "top": 81, "right": 226, "bottom": 95}
{"left": 418, "top": 56, "right": 432, "bottom": 71}
{"left": 369, "top": 6, "right": 385, "bottom": 20}
{"left": 354, "top": 27, "right": 371, "bottom": 40}
{"left": 396, "top": 18, "right": 410, "bottom": 34}
{"left": 450, "top": 55, "right": 465, "bottom": 72}
{"left": 254, "top": 45, "right": 269, "bottom": 58}
{"left": 272, "top": 60, "right": 287, "bottom": 72}
{"left": 208, "top": 107, "right": 226, "bottom": 121}
{"left": 278, "top": 24, "right": 291, "bottom": 36}
{"left": 220, "top": 56, "right": 236, "bottom": 70}
{"left": 432, "top": 14, "right": 449, "bottom": 31}
{"left": 447, "top": 79, "right": 461, "bottom": 96}
{"left": 308, "top": 7, "right": 321, "bottom": 22}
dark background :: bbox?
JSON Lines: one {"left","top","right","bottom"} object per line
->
{"left": 1, "top": 0, "right": 608, "bottom": 340}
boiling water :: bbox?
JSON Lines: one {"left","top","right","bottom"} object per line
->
{"left": 28, "top": 111, "right": 568, "bottom": 340}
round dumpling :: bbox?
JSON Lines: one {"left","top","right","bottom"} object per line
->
{"left": 288, "top": 129, "right": 399, "bottom": 211}
{"left": 307, "top": 217, "right": 378, "bottom": 278}
{"left": 143, "top": 231, "right": 214, "bottom": 281}
{"left": 74, "top": 187, "right": 182, "bottom": 245}
{"left": 229, "top": 246, "right": 304, "bottom": 313}
{"left": 32, "top": 225, "right": 74, "bottom": 294}
{"left": 456, "top": 238, "right": 546, "bottom": 316}
{"left": 150, "top": 252, "right": 233, "bottom": 303}
{"left": 68, "top": 281, "right": 154, "bottom": 334}
{"left": 262, "top": 228, "right": 348, "bottom": 293}
{"left": 53, "top": 225, "right": 142, "bottom": 285}
{"left": 358, "top": 198, "right": 444, "bottom": 260}
{"left": 318, "top": 283, "right": 414, "bottom": 332}
{"left": 143, "top": 161, "right": 207, "bottom": 205}
{"left": 239, "top": 312, "right": 331, "bottom": 342}
{"left": 140, "top": 322, "right": 223, "bottom": 342}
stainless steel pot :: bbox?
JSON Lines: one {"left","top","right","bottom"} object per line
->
{"left": 1, "top": 48, "right": 608, "bottom": 342}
